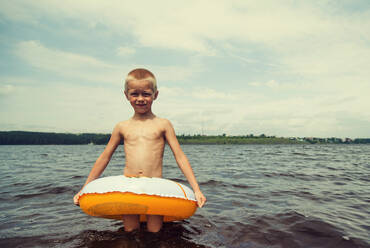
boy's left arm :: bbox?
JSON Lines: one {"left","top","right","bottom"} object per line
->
{"left": 163, "top": 119, "right": 206, "bottom": 208}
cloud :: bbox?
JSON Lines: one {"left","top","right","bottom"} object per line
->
{"left": 14, "top": 40, "right": 123, "bottom": 83}
{"left": 155, "top": 84, "right": 370, "bottom": 137}
{"left": 1, "top": 77, "right": 368, "bottom": 137}
{"left": 158, "top": 86, "right": 186, "bottom": 98}
{"left": 140, "top": 64, "right": 203, "bottom": 83}
{"left": 0, "top": 83, "right": 130, "bottom": 133}
{"left": 2, "top": 2, "right": 368, "bottom": 48}
{"left": 117, "top": 46, "right": 136, "bottom": 56}
{"left": 192, "top": 88, "right": 232, "bottom": 99}
{"left": 13, "top": 41, "right": 201, "bottom": 85}
{"left": 0, "top": 85, "right": 15, "bottom": 95}
{"left": 0, "top": 1, "right": 340, "bottom": 54}
{"left": 2, "top": 1, "right": 370, "bottom": 137}
{"left": 0, "top": 1, "right": 39, "bottom": 24}
{"left": 5, "top": 2, "right": 370, "bottom": 76}
{"left": 249, "top": 80, "right": 279, "bottom": 88}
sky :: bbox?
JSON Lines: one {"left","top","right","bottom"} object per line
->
{"left": 0, "top": 0, "right": 369, "bottom": 138}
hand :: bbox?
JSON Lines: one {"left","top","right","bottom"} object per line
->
{"left": 194, "top": 190, "right": 206, "bottom": 208}
{"left": 73, "top": 191, "right": 81, "bottom": 206}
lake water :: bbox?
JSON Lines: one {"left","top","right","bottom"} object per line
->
{"left": 0, "top": 144, "right": 369, "bottom": 248}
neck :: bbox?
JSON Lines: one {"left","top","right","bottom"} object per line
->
{"left": 132, "top": 111, "right": 155, "bottom": 120}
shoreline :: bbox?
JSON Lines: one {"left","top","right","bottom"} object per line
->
{"left": 1, "top": 131, "right": 369, "bottom": 145}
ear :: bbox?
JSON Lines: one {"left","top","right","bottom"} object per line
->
{"left": 153, "top": 90, "right": 159, "bottom": 100}
{"left": 124, "top": 90, "right": 129, "bottom": 100}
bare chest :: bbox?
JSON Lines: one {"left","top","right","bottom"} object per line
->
{"left": 124, "top": 125, "right": 164, "bottom": 142}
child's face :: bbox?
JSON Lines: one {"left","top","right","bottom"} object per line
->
{"left": 125, "top": 80, "right": 158, "bottom": 115}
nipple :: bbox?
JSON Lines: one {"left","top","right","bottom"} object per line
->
{"left": 138, "top": 169, "right": 143, "bottom": 176}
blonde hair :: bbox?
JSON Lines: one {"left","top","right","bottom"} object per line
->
{"left": 124, "top": 68, "right": 157, "bottom": 93}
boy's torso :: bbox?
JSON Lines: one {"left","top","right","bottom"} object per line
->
{"left": 119, "top": 116, "right": 167, "bottom": 177}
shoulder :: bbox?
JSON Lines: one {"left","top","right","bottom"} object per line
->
{"left": 155, "top": 117, "right": 177, "bottom": 137}
{"left": 113, "top": 120, "right": 131, "bottom": 134}
{"left": 155, "top": 117, "right": 172, "bottom": 128}
{"left": 114, "top": 120, "right": 128, "bottom": 129}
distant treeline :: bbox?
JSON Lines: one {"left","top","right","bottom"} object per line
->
{"left": 0, "top": 131, "right": 111, "bottom": 145}
{"left": 178, "top": 134, "right": 370, "bottom": 144}
{"left": 177, "top": 134, "right": 303, "bottom": 144}
{"left": 0, "top": 131, "right": 369, "bottom": 145}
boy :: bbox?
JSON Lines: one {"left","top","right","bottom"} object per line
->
{"left": 73, "top": 68, "right": 206, "bottom": 233}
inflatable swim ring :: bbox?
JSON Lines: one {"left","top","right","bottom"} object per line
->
{"left": 79, "top": 176, "right": 197, "bottom": 222}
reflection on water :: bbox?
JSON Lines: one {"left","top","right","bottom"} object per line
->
{"left": 76, "top": 222, "right": 207, "bottom": 248}
{"left": 0, "top": 144, "right": 369, "bottom": 248}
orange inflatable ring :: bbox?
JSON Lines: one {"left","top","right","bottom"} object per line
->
{"left": 79, "top": 176, "right": 197, "bottom": 222}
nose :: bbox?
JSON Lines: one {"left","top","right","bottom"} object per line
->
{"left": 137, "top": 94, "right": 145, "bottom": 102}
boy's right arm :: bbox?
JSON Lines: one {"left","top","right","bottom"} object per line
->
{"left": 73, "top": 123, "right": 123, "bottom": 205}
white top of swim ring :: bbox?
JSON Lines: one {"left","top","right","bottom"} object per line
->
{"left": 80, "top": 176, "right": 196, "bottom": 201}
